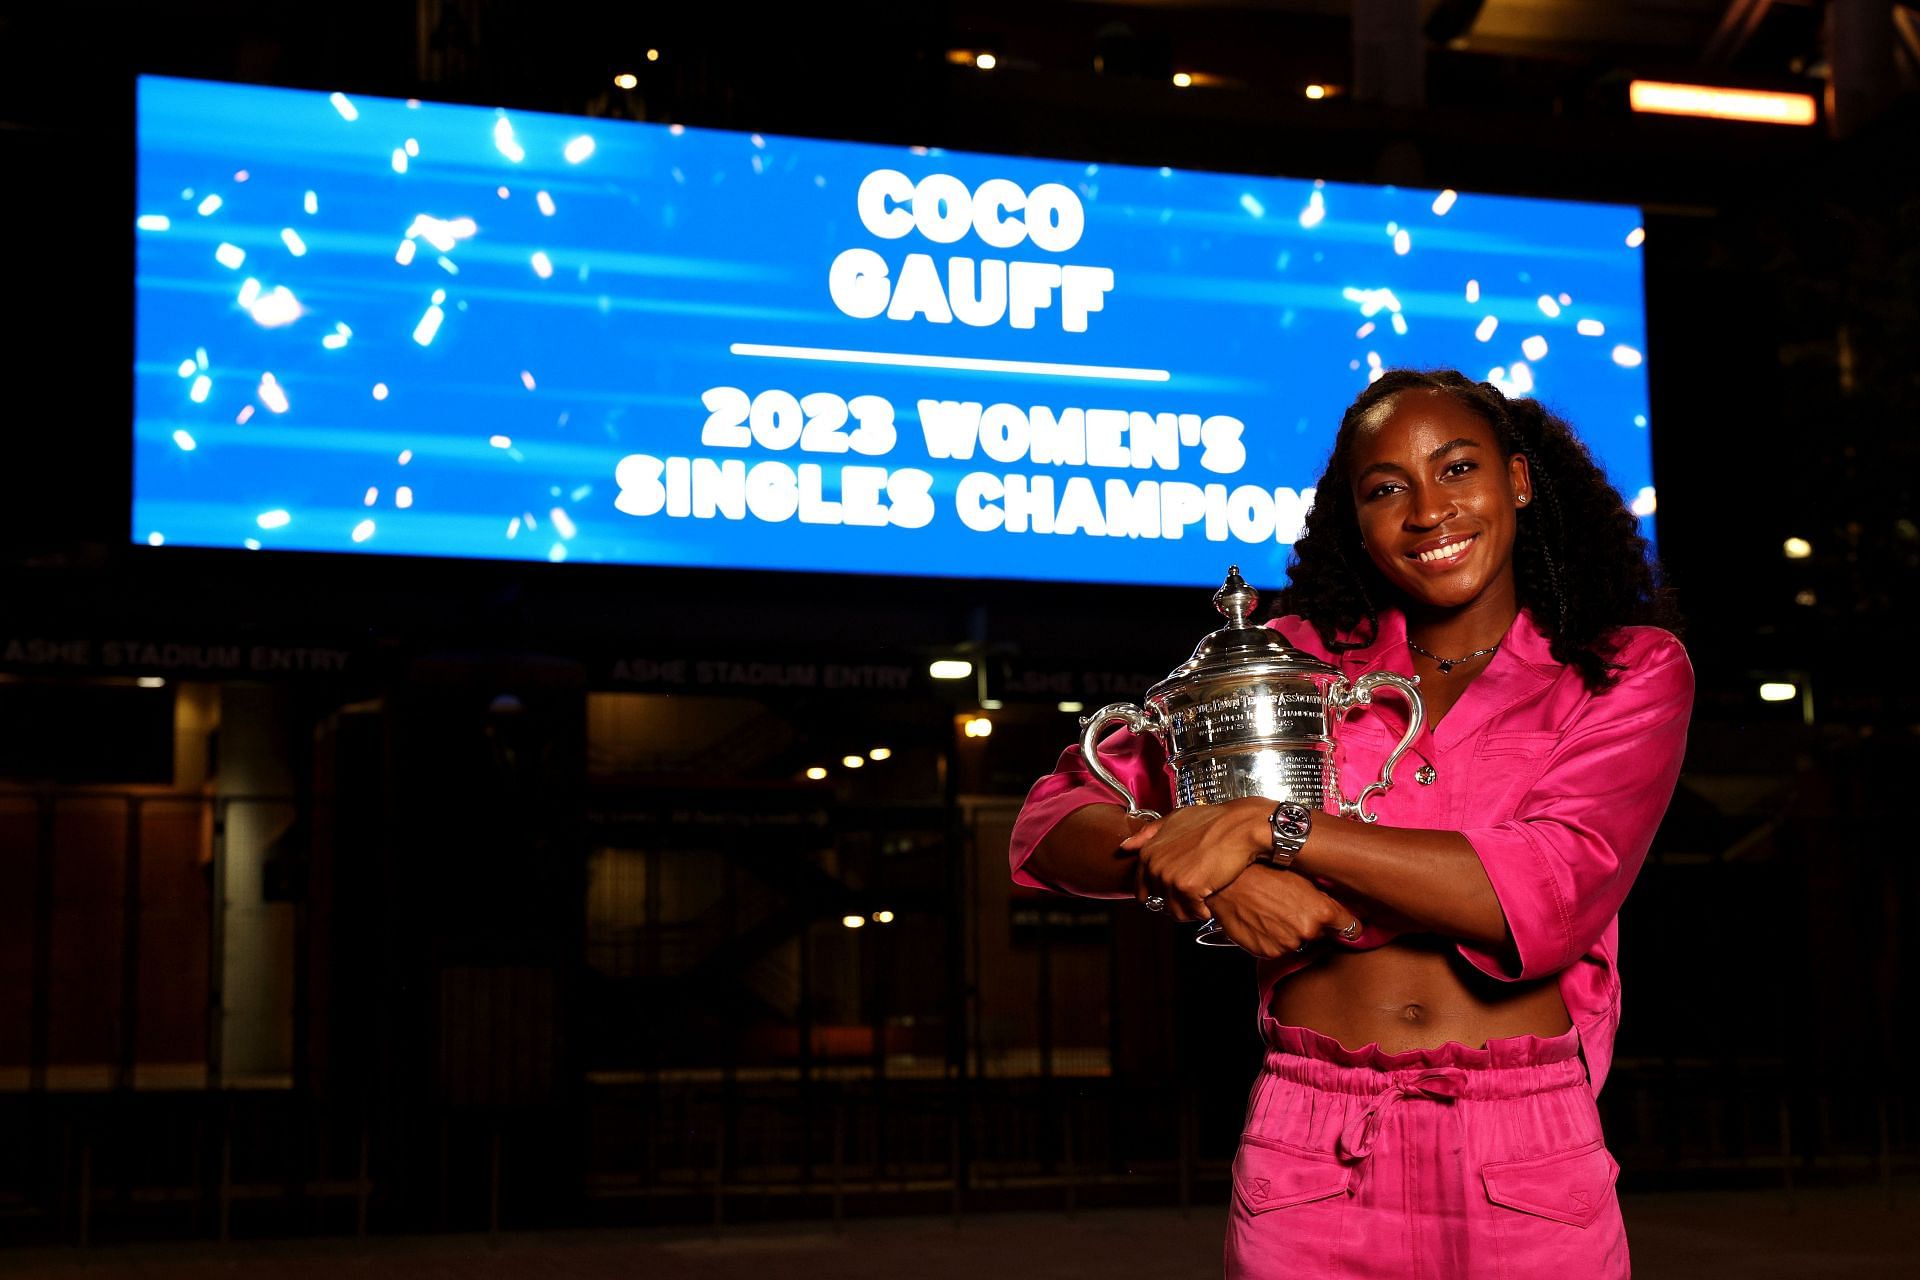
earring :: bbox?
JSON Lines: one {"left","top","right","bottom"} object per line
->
{"left": 1517, "top": 494, "right": 1529, "bottom": 506}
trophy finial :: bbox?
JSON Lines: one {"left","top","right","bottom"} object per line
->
{"left": 1213, "top": 565, "right": 1258, "bottom": 627}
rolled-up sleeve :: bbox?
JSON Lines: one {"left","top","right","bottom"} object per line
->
{"left": 1457, "top": 637, "right": 1694, "bottom": 981}
{"left": 1009, "top": 728, "right": 1174, "bottom": 890}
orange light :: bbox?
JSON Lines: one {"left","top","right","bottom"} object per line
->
{"left": 1628, "top": 80, "right": 1815, "bottom": 126}
{"left": 1304, "top": 84, "right": 1327, "bottom": 100}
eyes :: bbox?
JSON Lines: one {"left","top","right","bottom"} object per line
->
{"left": 1361, "top": 459, "right": 1478, "bottom": 502}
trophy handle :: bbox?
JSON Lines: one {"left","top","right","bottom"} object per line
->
{"left": 1077, "top": 702, "right": 1165, "bottom": 821}
{"left": 1328, "top": 672, "right": 1425, "bottom": 823}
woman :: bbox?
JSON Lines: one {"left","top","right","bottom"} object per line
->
{"left": 1008, "top": 369, "right": 1690, "bottom": 1278}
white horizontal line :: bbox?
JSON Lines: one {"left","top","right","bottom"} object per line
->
{"left": 729, "top": 342, "right": 1171, "bottom": 383}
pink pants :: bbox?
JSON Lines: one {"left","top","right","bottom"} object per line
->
{"left": 1225, "top": 1025, "right": 1628, "bottom": 1279}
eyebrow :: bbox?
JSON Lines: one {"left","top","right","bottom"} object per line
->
{"left": 1427, "top": 437, "right": 1482, "bottom": 461}
{"left": 1356, "top": 438, "right": 1483, "bottom": 481}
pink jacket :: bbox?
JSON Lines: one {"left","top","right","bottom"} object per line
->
{"left": 1008, "top": 607, "right": 1693, "bottom": 1095}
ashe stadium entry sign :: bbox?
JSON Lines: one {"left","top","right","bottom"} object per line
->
{"left": 134, "top": 76, "right": 1653, "bottom": 587}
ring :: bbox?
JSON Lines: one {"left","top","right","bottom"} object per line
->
{"left": 1143, "top": 895, "right": 1167, "bottom": 913}
{"left": 1338, "top": 920, "right": 1362, "bottom": 941}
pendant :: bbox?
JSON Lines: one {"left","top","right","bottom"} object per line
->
{"left": 1434, "top": 659, "right": 1457, "bottom": 675}
{"left": 1415, "top": 764, "right": 1437, "bottom": 786}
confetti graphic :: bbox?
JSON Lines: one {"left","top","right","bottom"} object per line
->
{"left": 133, "top": 76, "right": 1653, "bottom": 586}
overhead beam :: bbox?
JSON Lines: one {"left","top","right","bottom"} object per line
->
{"left": 1828, "top": 0, "right": 1899, "bottom": 136}
{"left": 1704, "top": 0, "right": 1775, "bottom": 69}
{"left": 1894, "top": 6, "right": 1920, "bottom": 84}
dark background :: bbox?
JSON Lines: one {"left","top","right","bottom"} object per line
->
{"left": 0, "top": 0, "right": 1916, "bottom": 1254}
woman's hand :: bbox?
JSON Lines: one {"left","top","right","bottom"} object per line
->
{"left": 1122, "top": 796, "right": 1271, "bottom": 920}
{"left": 1206, "top": 866, "right": 1360, "bottom": 959}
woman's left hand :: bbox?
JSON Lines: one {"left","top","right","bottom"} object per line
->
{"left": 1206, "top": 865, "right": 1360, "bottom": 958}
{"left": 1122, "top": 796, "right": 1271, "bottom": 920}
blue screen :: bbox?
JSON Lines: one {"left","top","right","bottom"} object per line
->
{"left": 134, "top": 75, "right": 1653, "bottom": 586}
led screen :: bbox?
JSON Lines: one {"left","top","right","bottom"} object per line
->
{"left": 134, "top": 75, "right": 1653, "bottom": 586}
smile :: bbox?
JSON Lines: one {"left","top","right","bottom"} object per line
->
{"left": 1411, "top": 533, "right": 1477, "bottom": 565}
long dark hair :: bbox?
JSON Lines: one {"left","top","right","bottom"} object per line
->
{"left": 1275, "top": 369, "right": 1680, "bottom": 691}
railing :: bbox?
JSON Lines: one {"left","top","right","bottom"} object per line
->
{"left": 0, "top": 782, "right": 1912, "bottom": 1247}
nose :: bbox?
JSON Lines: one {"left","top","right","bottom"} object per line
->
{"left": 1405, "top": 481, "right": 1456, "bottom": 530}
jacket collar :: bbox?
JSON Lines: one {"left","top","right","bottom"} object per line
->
{"left": 1339, "top": 607, "right": 1562, "bottom": 749}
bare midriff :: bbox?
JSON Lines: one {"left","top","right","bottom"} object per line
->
{"left": 1270, "top": 932, "right": 1571, "bottom": 1054}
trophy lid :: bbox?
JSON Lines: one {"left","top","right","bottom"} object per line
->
{"left": 1147, "top": 566, "right": 1338, "bottom": 695}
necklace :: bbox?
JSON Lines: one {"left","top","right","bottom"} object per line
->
{"left": 1406, "top": 637, "right": 1500, "bottom": 675}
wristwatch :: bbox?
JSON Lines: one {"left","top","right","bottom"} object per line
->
{"left": 1261, "top": 800, "right": 1313, "bottom": 869}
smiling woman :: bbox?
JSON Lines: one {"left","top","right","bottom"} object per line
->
{"left": 1008, "top": 368, "right": 1690, "bottom": 1278}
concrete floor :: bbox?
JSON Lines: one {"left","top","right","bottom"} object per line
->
{"left": 1, "top": 1184, "right": 1913, "bottom": 1278}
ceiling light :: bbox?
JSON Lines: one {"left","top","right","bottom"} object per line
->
{"left": 1057, "top": 701, "right": 1085, "bottom": 714}
{"left": 868, "top": 747, "right": 892, "bottom": 761}
{"left": 613, "top": 73, "right": 637, "bottom": 90}
{"left": 137, "top": 677, "right": 166, "bottom": 689}
{"left": 1758, "top": 682, "right": 1797, "bottom": 703}
{"left": 980, "top": 698, "right": 1003, "bottom": 710}
{"left": 1305, "top": 84, "right": 1328, "bottom": 100}
{"left": 646, "top": 48, "right": 659, "bottom": 62}
{"left": 976, "top": 52, "right": 997, "bottom": 70}
{"left": 842, "top": 914, "right": 866, "bottom": 929}
{"left": 963, "top": 716, "right": 993, "bottom": 739}
{"left": 929, "top": 659, "right": 973, "bottom": 680}
{"left": 1783, "top": 537, "right": 1812, "bottom": 559}
{"left": 1172, "top": 72, "right": 1193, "bottom": 88}
{"left": 842, "top": 755, "right": 865, "bottom": 769}
{"left": 805, "top": 766, "right": 828, "bottom": 780}
{"left": 1629, "top": 80, "right": 1816, "bottom": 126}
{"left": 873, "top": 910, "right": 895, "bottom": 924}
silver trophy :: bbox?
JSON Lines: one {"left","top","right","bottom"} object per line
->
{"left": 1079, "top": 566, "right": 1424, "bottom": 944}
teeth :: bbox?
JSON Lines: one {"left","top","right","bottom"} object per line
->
{"left": 1418, "top": 537, "right": 1472, "bottom": 563}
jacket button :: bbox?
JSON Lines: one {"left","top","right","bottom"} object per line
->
{"left": 1415, "top": 764, "right": 1437, "bottom": 786}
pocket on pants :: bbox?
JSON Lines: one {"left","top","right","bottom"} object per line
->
{"left": 1232, "top": 1132, "right": 1351, "bottom": 1215}
{"left": 1481, "top": 1138, "right": 1619, "bottom": 1228}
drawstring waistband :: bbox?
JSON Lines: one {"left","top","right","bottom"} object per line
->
{"left": 1248, "top": 1023, "right": 1590, "bottom": 1175}
{"left": 1336, "top": 1067, "right": 1468, "bottom": 1162}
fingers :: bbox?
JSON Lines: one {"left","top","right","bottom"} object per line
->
{"left": 1118, "top": 820, "right": 1163, "bottom": 850}
{"left": 1136, "top": 865, "right": 1211, "bottom": 921}
{"left": 1133, "top": 845, "right": 1215, "bottom": 921}
{"left": 1311, "top": 893, "right": 1362, "bottom": 942}
{"left": 1162, "top": 887, "right": 1211, "bottom": 923}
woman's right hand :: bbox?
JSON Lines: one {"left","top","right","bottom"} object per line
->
{"left": 1204, "top": 866, "right": 1360, "bottom": 959}
{"left": 1121, "top": 795, "right": 1271, "bottom": 920}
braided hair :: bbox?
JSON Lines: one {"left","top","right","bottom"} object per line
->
{"left": 1274, "top": 369, "right": 1679, "bottom": 692}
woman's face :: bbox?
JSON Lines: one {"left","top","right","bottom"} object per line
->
{"left": 1347, "top": 389, "right": 1531, "bottom": 617}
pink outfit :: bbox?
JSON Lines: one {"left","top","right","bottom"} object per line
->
{"left": 1231, "top": 1026, "right": 1625, "bottom": 1278}
{"left": 1009, "top": 608, "right": 1692, "bottom": 1276}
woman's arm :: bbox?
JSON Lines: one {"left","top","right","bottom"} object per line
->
{"left": 1012, "top": 730, "right": 1360, "bottom": 950}
{"left": 1119, "top": 798, "right": 1505, "bottom": 948}
{"left": 1022, "top": 801, "right": 1147, "bottom": 899}
{"left": 1009, "top": 727, "right": 1174, "bottom": 899}
{"left": 1127, "top": 634, "right": 1694, "bottom": 974}
{"left": 1031, "top": 800, "right": 1361, "bottom": 952}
